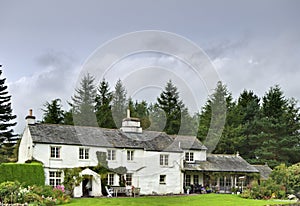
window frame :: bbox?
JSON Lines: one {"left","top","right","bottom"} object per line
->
{"left": 79, "top": 148, "right": 90, "bottom": 160}
{"left": 185, "top": 152, "right": 194, "bottom": 162}
{"left": 159, "top": 154, "right": 169, "bottom": 166}
{"left": 49, "top": 171, "right": 62, "bottom": 187}
{"left": 125, "top": 173, "right": 133, "bottom": 186}
{"left": 127, "top": 150, "right": 134, "bottom": 161}
{"left": 107, "top": 149, "right": 116, "bottom": 161}
{"left": 50, "top": 146, "right": 61, "bottom": 159}
{"left": 107, "top": 173, "right": 114, "bottom": 186}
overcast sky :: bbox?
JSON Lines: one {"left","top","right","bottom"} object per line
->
{"left": 1, "top": 0, "right": 300, "bottom": 134}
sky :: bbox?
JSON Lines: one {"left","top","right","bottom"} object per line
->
{"left": 1, "top": 0, "right": 300, "bottom": 134}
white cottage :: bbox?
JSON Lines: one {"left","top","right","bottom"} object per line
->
{"left": 18, "top": 110, "right": 258, "bottom": 196}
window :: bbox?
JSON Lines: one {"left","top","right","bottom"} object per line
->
{"left": 159, "top": 154, "right": 169, "bottom": 166}
{"left": 125, "top": 173, "right": 132, "bottom": 186}
{"left": 185, "top": 152, "right": 194, "bottom": 162}
{"left": 159, "top": 175, "right": 166, "bottom": 184}
{"left": 107, "top": 150, "right": 116, "bottom": 161}
{"left": 107, "top": 173, "right": 114, "bottom": 185}
{"left": 185, "top": 174, "right": 191, "bottom": 186}
{"left": 127, "top": 150, "right": 134, "bottom": 161}
{"left": 193, "top": 175, "right": 199, "bottom": 185}
{"left": 50, "top": 146, "right": 61, "bottom": 158}
{"left": 49, "top": 171, "right": 62, "bottom": 187}
{"left": 79, "top": 148, "right": 89, "bottom": 159}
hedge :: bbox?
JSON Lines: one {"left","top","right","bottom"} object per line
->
{"left": 0, "top": 163, "right": 45, "bottom": 186}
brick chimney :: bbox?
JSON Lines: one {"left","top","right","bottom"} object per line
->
{"left": 25, "top": 109, "right": 36, "bottom": 125}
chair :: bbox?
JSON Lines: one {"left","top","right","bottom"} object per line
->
{"left": 105, "top": 186, "right": 114, "bottom": 197}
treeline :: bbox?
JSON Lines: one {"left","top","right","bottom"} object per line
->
{"left": 42, "top": 74, "right": 300, "bottom": 168}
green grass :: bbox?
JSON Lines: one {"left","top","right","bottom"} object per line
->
{"left": 61, "top": 194, "right": 295, "bottom": 206}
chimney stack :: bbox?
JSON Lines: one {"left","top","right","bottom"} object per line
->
{"left": 25, "top": 109, "right": 36, "bottom": 125}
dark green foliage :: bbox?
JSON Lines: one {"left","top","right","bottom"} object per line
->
{"left": 157, "top": 80, "right": 186, "bottom": 135}
{"left": 111, "top": 79, "right": 127, "bottom": 128}
{"left": 197, "top": 81, "right": 232, "bottom": 153}
{"left": 128, "top": 98, "right": 151, "bottom": 129}
{"left": 0, "top": 69, "right": 17, "bottom": 163}
{"left": 63, "top": 109, "right": 74, "bottom": 125}
{"left": 69, "top": 73, "right": 97, "bottom": 126}
{"left": 95, "top": 79, "right": 116, "bottom": 129}
{"left": 42, "top": 98, "right": 65, "bottom": 124}
{"left": 0, "top": 163, "right": 45, "bottom": 186}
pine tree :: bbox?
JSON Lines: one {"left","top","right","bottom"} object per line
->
{"left": 0, "top": 68, "right": 17, "bottom": 163}
{"left": 69, "top": 73, "right": 97, "bottom": 126}
{"left": 235, "top": 90, "right": 261, "bottom": 161}
{"left": 111, "top": 79, "right": 127, "bottom": 128}
{"left": 254, "top": 85, "right": 300, "bottom": 167}
{"left": 42, "top": 98, "right": 64, "bottom": 124}
{"left": 197, "top": 81, "right": 232, "bottom": 153}
{"left": 95, "top": 79, "right": 116, "bottom": 128}
{"left": 157, "top": 80, "right": 185, "bottom": 135}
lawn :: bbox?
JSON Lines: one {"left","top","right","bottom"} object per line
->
{"left": 61, "top": 194, "right": 295, "bottom": 206}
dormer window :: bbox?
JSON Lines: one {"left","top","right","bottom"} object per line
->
{"left": 185, "top": 152, "right": 194, "bottom": 162}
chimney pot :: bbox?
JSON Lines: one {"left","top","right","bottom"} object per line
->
{"left": 25, "top": 109, "right": 36, "bottom": 125}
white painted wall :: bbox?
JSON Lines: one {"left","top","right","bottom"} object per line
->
{"left": 18, "top": 126, "right": 33, "bottom": 163}
{"left": 18, "top": 127, "right": 209, "bottom": 195}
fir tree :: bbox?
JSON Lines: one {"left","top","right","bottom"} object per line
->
{"left": 0, "top": 67, "right": 17, "bottom": 162}
{"left": 42, "top": 98, "right": 64, "bottom": 124}
{"left": 69, "top": 73, "right": 97, "bottom": 126}
{"left": 111, "top": 79, "right": 127, "bottom": 128}
{"left": 95, "top": 79, "right": 116, "bottom": 128}
{"left": 157, "top": 80, "right": 184, "bottom": 135}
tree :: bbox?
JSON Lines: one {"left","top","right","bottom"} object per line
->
{"left": 69, "top": 73, "right": 97, "bottom": 126}
{"left": 197, "top": 81, "right": 232, "bottom": 153}
{"left": 0, "top": 68, "right": 17, "bottom": 163}
{"left": 128, "top": 98, "right": 151, "bottom": 129}
{"left": 42, "top": 98, "right": 64, "bottom": 124}
{"left": 95, "top": 79, "right": 116, "bottom": 128}
{"left": 111, "top": 79, "right": 127, "bottom": 128}
{"left": 157, "top": 80, "right": 185, "bottom": 135}
{"left": 235, "top": 90, "right": 261, "bottom": 161}
{"left": 254, "top": 85, "right": 300, "bottom": 167}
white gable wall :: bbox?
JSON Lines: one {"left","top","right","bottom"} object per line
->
{"left": 18, "top": 126, "right": 33, "bottom": 163}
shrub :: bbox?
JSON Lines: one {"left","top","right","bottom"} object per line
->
{"left": 0, "top": 181, "right": 70, "bottom": 205}
{"left": 0, "top": 163, "right": 45, "bottom": 186}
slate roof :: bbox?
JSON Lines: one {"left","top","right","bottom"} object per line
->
{"left": 28, "top": 124, "right": 205, "bottom": 152}
{"left": 184, "top": 154, "right": 259, "bottom": 173}
{"left": 253, "top": 164, "right": 272, "bottom": 180}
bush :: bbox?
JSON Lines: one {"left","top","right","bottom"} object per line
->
{"left": 0, "top": 181, "right": 70, "bottom": 205}
{"left": 0, "top": 163, "right": 45, "bottom": 186}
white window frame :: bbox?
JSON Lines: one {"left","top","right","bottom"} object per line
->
{"left": 49, "top": 171, "right": 62, "bottom": 187}
{"left": 50, "top": 146, "right": 61, "bottom": 159}
{"left": 127, "top": 150, "right": 134, "bottom": 161}
{"left": 125, "top": 173, "right": 133, "bottom": 186}
{"left": 79, "top": 148, "right": 89, "bottom": 160}
{"left": 107, "top": 149, "right": 116, "bottom": 161}
{"left": 185, "top": 152, "right": 194, "bottom": 162}
{"left": 107, "top": 173, "right": 114, "bottom": 186}
{"left": 159, "top": 154, "right": 169, "bottom": 166}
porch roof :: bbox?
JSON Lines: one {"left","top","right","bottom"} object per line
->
{"left": 184, "top": 154, "right": 259, "bottom": 173}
